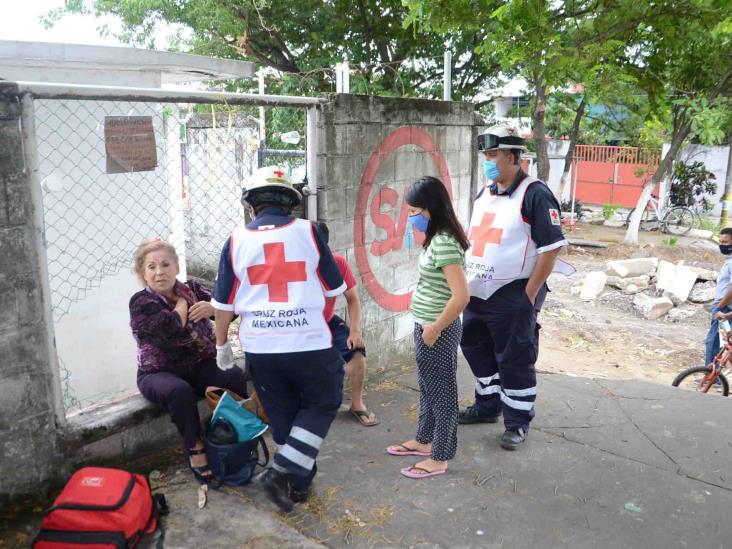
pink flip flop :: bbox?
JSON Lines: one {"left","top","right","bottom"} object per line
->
{"left": 386, "top": 444, "right": 431, "bottom": 457}
{"left": 400, "top": 466, "right": 447, "bottom": 479}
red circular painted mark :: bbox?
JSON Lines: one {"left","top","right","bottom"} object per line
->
{"left": 353, "top": 126, "right": 453, "bottom": 312}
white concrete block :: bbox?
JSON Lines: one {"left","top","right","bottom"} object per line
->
{"left": 667, "top": 306, "right": 699, "bottom": 322}
{"left": 603, "top": 219, "right": 625, "bottom": 228}
{"left": 607, "top": 261, "right": 629, "bottom": 278}
{"left": 685, "top": 266, "right": 718, "bottom": 282}
{"left": 655, "top": 260, "right": 698, "bottom": 302}
{"left": 688, "top": 281, "right": 717, "bottom": 303}
{"left": 606, "top": 258, "right": 659, "bottom": 278}
{"left": 689, "top": 240, "right": 720, "bottom": 252}
{"left": 633, "top": 294, "right": 674, "bottom": 320}
{"left": 623, "top": 284, "right": 640, "bottom": 295}
{"left": 580, "top": 271, "right": 607, "bottom": 301}
{"left": 606, "top": 275, "right": 650, "bottom": 290}
{"left": 687, "top": 228, "right": 714, "bottom": 239}
{"left": 661, "top": 290, "right": 683, "bottom": 307}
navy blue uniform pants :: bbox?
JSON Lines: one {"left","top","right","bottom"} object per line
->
{"left": 246, "top": 347, "right": 344, "bottom": 490}
{"left": 460, "top": 280, "right": 544, "bottom": 431}
{"left": 137, "top": 359, "right": 248, "bottom": 449}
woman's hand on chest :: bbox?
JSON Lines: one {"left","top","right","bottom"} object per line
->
{"left": 188, "top": 301, "right": 214, "bottom": 323}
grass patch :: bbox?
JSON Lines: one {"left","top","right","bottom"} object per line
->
{"left": 695, "top": 214, "right": 721, "bottom": 237}
{"left": 602, "top": 203, "right": 621, "bottom": 220}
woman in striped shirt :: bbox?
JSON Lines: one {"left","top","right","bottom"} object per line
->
{"left": 387, "top": 176, "right": 470, "bottom": 479}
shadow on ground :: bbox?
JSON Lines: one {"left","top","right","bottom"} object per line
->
{"left": 4, "top": 359, "right": 731, "bottom": 548}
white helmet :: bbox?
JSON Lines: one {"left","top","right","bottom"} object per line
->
{"left": 477, "top": 124, "right": 528, "bottom": 152}
{"left": 242, "top": 165, "right": 302, "bottom": 207}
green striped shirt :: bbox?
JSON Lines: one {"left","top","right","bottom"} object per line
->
{"left": 410, "top": 233, "right": 466, "bottom": 324}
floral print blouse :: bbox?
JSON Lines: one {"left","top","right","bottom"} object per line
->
{"left": 129, "top": 280, "right": 216, "bottom": 375}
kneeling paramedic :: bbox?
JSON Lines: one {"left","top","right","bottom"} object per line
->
{"left": 459, "top": 125, "right": 572, "bottom": 450}
{"left": 212, "top": 166, "right": 346, "bottom": 511}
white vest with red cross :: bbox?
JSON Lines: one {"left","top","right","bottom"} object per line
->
{"left": 465, "top": 176, "right": 541, "bottom": 300}
{"left": 229, "top": 218, "right": 332, "bottom": 353}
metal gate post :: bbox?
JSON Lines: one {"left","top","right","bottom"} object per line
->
{"left": 305, "top": 106, "right": 319, "bottom": 221}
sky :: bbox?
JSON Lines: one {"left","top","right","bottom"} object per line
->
{"left": 0, "top": 1, "right": 127, "bottom": 47}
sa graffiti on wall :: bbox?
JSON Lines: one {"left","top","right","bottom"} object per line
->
{"left": 353, "top": 126, "right": 453, "bottom": 312}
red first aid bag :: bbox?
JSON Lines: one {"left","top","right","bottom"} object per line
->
{"left": 32, "top": 467, "right": 164, "bottom": 548}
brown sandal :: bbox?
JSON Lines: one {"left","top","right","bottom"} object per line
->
{"left": 349, "top": 408, "right": 380, "bottom": 426}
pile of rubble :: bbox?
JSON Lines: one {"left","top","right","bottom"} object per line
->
{"left": 575, "top": 258, "right": 718, "bottom": 321}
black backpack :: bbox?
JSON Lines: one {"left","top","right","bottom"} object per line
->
{"left": 204, "top": 418, "right": 269, "bottom": 487}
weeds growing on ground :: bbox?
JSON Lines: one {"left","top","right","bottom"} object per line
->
{"left": 695, "top": 214, "right": 721, "bottom": 237}
{"left": 602, "top": 203, "right": 621, "bottom": 220}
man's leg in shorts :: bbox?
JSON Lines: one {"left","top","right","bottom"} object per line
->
{"left": 346, "top": 353, "right": 367, "bottom": 409}
{"left": 329, "top": 315, "right": 377, "bottom": 426}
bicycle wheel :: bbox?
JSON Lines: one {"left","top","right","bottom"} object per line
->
{"left": 671, "top": 366, "right": 729, "bottom": 396}
{"left": 662, "top": 207, "right": 694, "bottom": 235}
{"left": 625, "top": 207, "right": 655, "bottom": 231}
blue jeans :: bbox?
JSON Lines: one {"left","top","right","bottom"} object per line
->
{"left": 705, "top": 306, "right": 730, "bottom": 366}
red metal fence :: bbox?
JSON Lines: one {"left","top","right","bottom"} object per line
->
{"left": 573, "top": 145, "right": 660, "bottom": 207}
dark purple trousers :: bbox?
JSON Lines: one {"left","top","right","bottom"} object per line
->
{"left": 137, "top": 359, "right": 248, "bottom": 448}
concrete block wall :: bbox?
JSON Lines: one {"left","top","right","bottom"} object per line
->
{"left": 317, "top": 95, "right": 480, "bottom": 371}
{"left": 0, "top": 89, "right": 483, "bottom": 501}
{"left": 0, "top": 84, "right": 64, "bottom": 502}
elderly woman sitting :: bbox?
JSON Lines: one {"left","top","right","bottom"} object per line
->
{"left": 129, "top": 239, "right": 247, "bottom": 483}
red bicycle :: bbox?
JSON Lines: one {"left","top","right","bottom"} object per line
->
{"left": 672, "top": 320, "right": 730, "bottom": 396}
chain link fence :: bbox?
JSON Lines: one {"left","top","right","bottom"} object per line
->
{"left": 31, "top": 94, "right": 309, "bottom": 412}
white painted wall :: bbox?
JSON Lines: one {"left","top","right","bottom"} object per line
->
{"left": 34, "top": 98, "right": 183, "bottom": 411}
{"left": 184, "top": 126, "right": 258, "bottom": 273}
{"left": 661, "top": 143, "right": 730, "bottom": 216}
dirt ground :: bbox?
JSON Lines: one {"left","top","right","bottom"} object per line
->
{"left": 538, "top": 223, "right": 721, "bottom": 386}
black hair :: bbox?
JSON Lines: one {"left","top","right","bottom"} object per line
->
{"left": 508, "top": 148, "right": 522, "bottom": 166}
{"left": 721, "top": 227, "right": 732, "bottom": 238}
{"left": 405, "top": 176, "right": 470, "bottom": 251}
{"left": 315, "top": 221, "right": 330, "bottom": 244}
{"left": 242, "top": 188, "right": 297, "bottom": 215}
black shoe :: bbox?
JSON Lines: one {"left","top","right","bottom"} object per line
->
{"left": 499, "top": 427, "right": 527, "bottom": 450}
{"left": 290, "top": 488, "right": 309, "bottom": 503}
{"left": 458, "top": 405, "right": 501, "bottom": 425}
{"left": 257, "top": 468, "right": 294, "bottom": 512}
{"left": 290, "top": 462, "right": 316, "bottom": 504}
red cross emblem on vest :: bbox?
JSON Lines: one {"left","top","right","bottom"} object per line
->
{"left": 273, "top": 170, "right": 285, "bottom": 178}
{"left": 247, "top": 242, "right": 307, "bottom": 302}
{"left": 468, "top": 213, "right": 504, "bottom": 257}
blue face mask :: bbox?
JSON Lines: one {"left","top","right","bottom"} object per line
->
{"left": 408, "top": 212, "right": 430, "bottom": 233}
{"left": 483, "top": 160, "right": 500, "bottom": 181}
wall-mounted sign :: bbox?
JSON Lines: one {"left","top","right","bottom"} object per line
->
{"left": 104, "top": 116, "right": 158, "bottom": 174}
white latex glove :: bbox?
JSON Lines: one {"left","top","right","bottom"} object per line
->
{"left": 216, "top": 343, "right": 236, "bottom": 371}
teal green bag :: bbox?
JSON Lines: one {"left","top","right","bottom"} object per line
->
{"left": 211, "top": 391, "right": 268, "bottom": 443}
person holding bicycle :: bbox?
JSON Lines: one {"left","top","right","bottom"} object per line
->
{"left": 705, "top": 227, "right": 732, "bottom": 365}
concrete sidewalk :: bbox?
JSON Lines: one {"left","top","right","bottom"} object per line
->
{"left": 7, "top": 362, "right": 731, "bottom": 548}
{"left": 149, "top": 360, "right": 732, "bottom": 548}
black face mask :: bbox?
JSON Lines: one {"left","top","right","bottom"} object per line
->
{"left": 720, "top": 244, "right": 732, "bottom": 255}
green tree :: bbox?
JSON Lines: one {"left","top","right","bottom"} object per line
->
{"left": 623, "top": 3, "right": 732, "bottom": 244}
{"left": 48, "top": 0, "right": 500, "bottom": 100}
{"left": 404, "top": 0, "right": 653, "bottom": 185}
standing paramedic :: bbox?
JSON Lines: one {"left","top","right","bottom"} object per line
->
{"left": 459, "top": 125, "right": 568, "bottom": 450}
{"left": 212, "top": 166, "right": 346, "bottom": 512}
